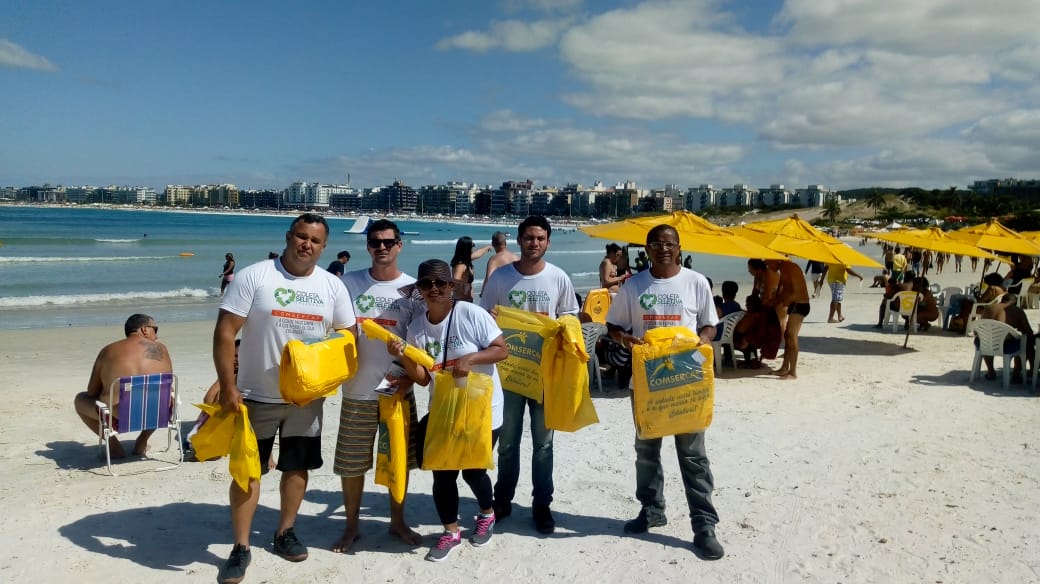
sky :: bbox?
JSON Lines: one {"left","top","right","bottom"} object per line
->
{"left": 2, "top": 0, "right": 1038, "bottom": 193}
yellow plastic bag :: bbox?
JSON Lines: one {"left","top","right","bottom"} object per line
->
{"left": 422, "top": 371, "right": 494, "bottom": 471}
{"left": 631, "top": 326, "right": 715, "bottom": 440}
{"left": 543, "top": 315, "right": 599, "bottom": 432}
{"left": 189, "top": 403, "right": 262, "bottom": 492}
{"left": 279, "top": 331, "right": 358, "bottom": 405}
{"left": 375, "top": 393, "right": 409, "bottom": 503}
{"left": 361, "top": 319, "right": 436, "bottom": 370}
{"left": 494, "top": 305, "right": 561, "bottom": 403}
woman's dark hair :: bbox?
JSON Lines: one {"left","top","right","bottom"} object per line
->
{"left": 605, "top": 243, "right": 622, "bottom": 255}
{"left": 451, "top": 236, "right": 475, "bottom": 269}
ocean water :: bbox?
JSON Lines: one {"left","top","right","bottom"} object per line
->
{"left": 0, "top": 206, "right": 765, "bottom": 330}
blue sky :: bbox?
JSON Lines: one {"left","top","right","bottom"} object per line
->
{"left": 2, "top": 0, "right": 1038, "bottom": 192}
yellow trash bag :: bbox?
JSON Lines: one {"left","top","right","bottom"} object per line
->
{"left": 279, "top": 331, "right": 358, "bottom": 406}
{"left": 543, "top": 315, "right": 599, "bottom": 432}
{"left": 422, "top": 371, "right": 494, "bottom": 471}
{"left": 360, "top": 319, "right": 436, "bottom": 370}
{"left": 189, "top": 403, "right": 262, "bottom": 493}
{"left": 494, "top": 305, "right": 561, "bottom": 403}
{"left": 631, "top": 326, "right": 715, "bottom": 440}
{"left": 375, "top": 393, "right": 410, "bottom": 504}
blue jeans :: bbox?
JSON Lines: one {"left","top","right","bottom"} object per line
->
{"left": 494, "top": 390, "right": 554, "bottom": 508}
{"left": 634, "top": 430, "right": 719, "bottom": 531}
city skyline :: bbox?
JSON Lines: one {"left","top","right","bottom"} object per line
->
{"left": 2, "top": 1, "right": 1038, "bottom": 192}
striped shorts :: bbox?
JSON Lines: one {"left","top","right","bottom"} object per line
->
{"left": 333, "top": 394, "right": 419, "bottom": 477}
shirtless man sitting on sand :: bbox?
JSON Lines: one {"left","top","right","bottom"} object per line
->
{"left": 74, "top": 313, "right": 173, "bottom": 458}
{"left": 768, "top": 259, "right": 811, "bottom": 380}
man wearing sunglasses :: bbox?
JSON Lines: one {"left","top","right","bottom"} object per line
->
{"left": 480, "top": 215, "right": 579, "bottom": 535}
{"left": 213, "top": 213, "right": 357, "bottom": 584}
{"left": 74, "top": 313, "right": 173, "bottom": 460}
{"left": 606, "top": 224, "right": 725, "bottom": 561}
{"left": 332, "top": 219, "right": 422, "bottom": 553}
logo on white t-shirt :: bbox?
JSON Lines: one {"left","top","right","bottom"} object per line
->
{"left": 274, "top": 287, "right": 325, "bottom": 308}
{"left": 425, "top": 340, "right": 442, "bottom": 359}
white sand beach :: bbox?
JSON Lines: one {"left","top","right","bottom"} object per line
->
{"left": 3, "top": 265, "right": 1039, "bottom": 584}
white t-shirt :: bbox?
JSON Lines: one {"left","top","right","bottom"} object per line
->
{"left": 407, "top": 300, "right": 505, "bottom": 430}
{"left": 220, "top": 258, "right": 357, "bottom": 403}
{"left": 606, "top": 268, "right": 719, "bottom": 338}
{"left": 479, "top": 261, "right": 579, "bottom": 318}
{"left": 339, "top": 269, "right": 416, "bottom": 401}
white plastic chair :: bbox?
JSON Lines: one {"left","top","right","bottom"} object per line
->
{"left": 964, "top": 297, "right": 1000, "bottom": 337}
{"left": 581, "top": 322, "right": 607, "bottom": 393}
{"left": 96, "top": 373, "right": 182, "bottom": 476}
{"left": 938, "top": 286, "right": 963, "bottom": 309}
{"left": 711, "top": 311, "right": 745, "bottom": 373}
{"left": 970, "top": 320, "right": 1026, "bottom": 389}
{"left": 882, "top": 291, "right": 919, "bottom": 331}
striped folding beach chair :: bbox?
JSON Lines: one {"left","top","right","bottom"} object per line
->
{"left": 95, "top": 372, "right": 183, "bottom": 475}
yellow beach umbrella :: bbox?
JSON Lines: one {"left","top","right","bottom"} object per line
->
{"left": 731, "top": 215, "right": 883, "bottom": 268}
{"left": 579, "top": 211, "right": 785, "bottom": 259}
{"left": 867, "top": 227, "right": 998, "bottom": 260}
{"left": 948, "top": 219, "right": 1040, "bottom": 256}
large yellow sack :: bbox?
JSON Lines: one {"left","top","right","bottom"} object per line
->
{"left": 543, "top": 315, "right": 598, "bottom": 432}
{"left": 189, "top": 403, "right": 262, "bottom": 493}
{"left": 279, "top": 331, "right": 358, "bottom": 406}
{"left": 422, "top": 371, "right": 494, "bottom": 471}
{"left": 361, "top": 319, "right": 436, "bottom": 370}
{"left": 631, "top": 326, "right": 715, "bottom": 440}
{"left": 375, "top": 393, "right": 409, "bottom": 503}
{"left": 494, "top": 305, "right": 561, "bottom": 403}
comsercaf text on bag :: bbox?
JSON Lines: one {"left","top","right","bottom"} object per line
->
{"left": 494, "top": 305, "right": 561, "bottom": 403}
{"left": 631, "top": 326, "right": 714, "bottom": 440}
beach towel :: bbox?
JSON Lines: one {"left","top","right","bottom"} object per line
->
{"left": 279, "top": 331, "right": 358, "bottom": 406}
{"left": 631, "top": 326, "right": 715, "bottom": 439}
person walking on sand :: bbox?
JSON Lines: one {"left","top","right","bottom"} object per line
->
{"left": 481, "top": 232, "right": 518, "bottom": 298}
{"left": 606, "top": 224, "right": 724, "bottom": 561}
{"left": 825, "top": 263, "right": 863, "bottom": 323}
{"left": 390, "top": 259, "right": 508, "bottom": 562}
{"left": 74, "top": 314, "right": 173, "bottom": 459}
{"left": 220, "top": 253, "right": 236, "bottom": 296}
{"left": 331, "top": 219, "right": 422, "bottom": 553}
{"left": 480, "top": 215, "right": 579, "bottom": 535}
{"left": 769, "top": 259, "right": 810, "bottom": 380}
{"left": 805, "top": 260, "right": 827, "bottom": 298}
{"left": 213, "top": 213, "right": 356, "bottom": 584}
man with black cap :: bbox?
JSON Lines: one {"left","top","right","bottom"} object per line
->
{"left": 480, "top": 215, "right": 579, "bottom": 535}
{"left": 327, "top": 250, "right": 351, "bottom": 276}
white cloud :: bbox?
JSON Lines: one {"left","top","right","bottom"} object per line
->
{"left": 503, "top": 0, "right": 584, "bottom": 13}
{"left": 963, "top": 110, "right": 1040, "bottom": 147}
{"left": 479, "top": 109, "right": 548, "bottom": 131}
{"left": 0, "top": 39, "right": 59, "bottom": 72}
{"left": 436, "top": 18, "right": 573, "bottom": 52}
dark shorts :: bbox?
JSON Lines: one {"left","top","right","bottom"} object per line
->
{"left": 787, "top": 302, "right": 811, "bottom": 317}
{"left": 245, "top": 399, "right": 324, "bottom": 475}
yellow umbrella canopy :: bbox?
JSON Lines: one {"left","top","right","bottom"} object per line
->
{"left": 867, "top": 227, "right": 998, "bottom": 259}
{"left": 579, "top": 211, "right": 785, "bottom": 259}
{"left": 732, "top": 215, "right": 883, "bottom": 268}
{"left": 949, "top": 219, "right": 1040, "bottom": 256}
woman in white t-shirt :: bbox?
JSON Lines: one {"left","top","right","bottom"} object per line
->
{"left": 388, "top": 259, "right": 507, "bottom": 563}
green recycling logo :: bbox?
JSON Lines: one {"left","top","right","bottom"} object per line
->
{"left": 355, "top": 294, "right": 376, "bottom": 313}
{"left": 639, "top": 293, "right": 657, "bottom": 311}
{"left": 425, "top": 340, "right": 442, "bottom": 359}
{"left": 274, "top": 288, "right": 296, "bottom": 307}
{"left": 508, "top": 290, "right": 527, "bottom": 308}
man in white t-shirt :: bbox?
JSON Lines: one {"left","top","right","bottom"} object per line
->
{"left": 606, "top": 224, "right": 724, "bottom": 561}
{"left": 331, "top": 219, "right": 422, "bottom": 553}
{"left": 213, "top": 213, "right": 357, "bottom": 584}
{"left": 480, "top": 215, "right": 579, "bottom": 535}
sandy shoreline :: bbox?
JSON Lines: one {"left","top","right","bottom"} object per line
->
{"left": 3, "top": 265, "right": 1039, "bottom": 583}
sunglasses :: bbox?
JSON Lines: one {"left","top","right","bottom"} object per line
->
{"left": 142, "top": 325, "right": 158, "bottom": 334}
{"left": 367, "top": 238, "right": 400, "bottom": 249}
{"left": 417, "top": 279, "right": 452, "bottom": 291}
